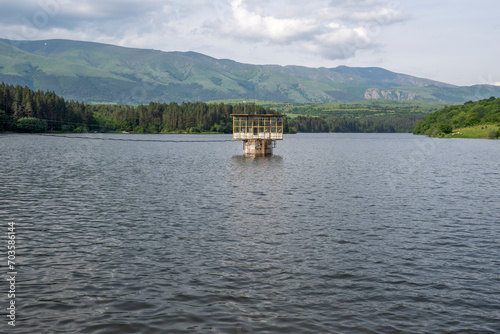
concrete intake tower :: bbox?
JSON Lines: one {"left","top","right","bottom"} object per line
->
{"left": 231, "top": 114, "right": 285, "bottom": 156}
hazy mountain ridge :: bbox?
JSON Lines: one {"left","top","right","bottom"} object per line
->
{"left": 0, "top": 38, "right": 499, "bottom": 104}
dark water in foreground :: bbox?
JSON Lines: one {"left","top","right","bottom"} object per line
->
{"left": 1, "top": 133, "right": 499, "bottom": 333}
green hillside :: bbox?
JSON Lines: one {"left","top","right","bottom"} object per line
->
{"left": 413, "top": 97, "right": 500, "bottom": 138}
{"left": 1, "top": 38, "right": 500, "bottom": 104}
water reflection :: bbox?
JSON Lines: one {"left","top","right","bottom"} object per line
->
{"left": 226, "top": 154, "right": 291, "bottom": 315}
{"left": 228, "top": 154, "right": 287, "bottom": 235}
{"left": 229, "top": 155, "right": 285, "bottom": 198}
{"left": 231, "top": 154, "right": 284, "bottom": 165}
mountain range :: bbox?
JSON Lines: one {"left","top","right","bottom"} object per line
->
{"left": 1, "top": 38, "right": 499, "bottom": 105}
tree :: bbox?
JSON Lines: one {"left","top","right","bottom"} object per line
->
{"left": 439, "top": 123, "right": 453, "bottom": 134}
{"left": 15, "top": 117, "right": 48, "bottom": 133}
{"left": 0, "top": 109, "right": 9, "bottom": 131}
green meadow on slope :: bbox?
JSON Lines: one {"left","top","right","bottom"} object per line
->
{"left": 413, "top": 97, "right": 500, "bottom": 138}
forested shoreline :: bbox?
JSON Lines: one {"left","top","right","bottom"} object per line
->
{"left": 1, "top": 82, "right": 424, "bottom": 134}
{"left": 0, "top": 83, "right": 282, "bottom": 133}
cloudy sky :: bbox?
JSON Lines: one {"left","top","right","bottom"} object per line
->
{"left": 1, "top": 0, "right": 499, "bottom": 86}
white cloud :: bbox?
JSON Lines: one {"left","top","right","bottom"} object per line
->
{"left": 320, "top": 1, "right": 407, "bottom": 24}
{"left": 350, "top": 8, "right": 407, "bottom": 24}
{"left": 301, "top": 25, "right": 373, "bottom": 59}
{"left": 206, "top": 0, "right": 406, "bottom": 61}
{"left": 217, "top": 0, "right": 318, "bottom": 44}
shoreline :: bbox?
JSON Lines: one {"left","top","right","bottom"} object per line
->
{"left": 424, "top": 124, "right": 500, "bottom": 139}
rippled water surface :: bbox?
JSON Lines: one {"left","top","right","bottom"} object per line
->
{"left": 1, "top": 133, "right": 499, "bottom": 333}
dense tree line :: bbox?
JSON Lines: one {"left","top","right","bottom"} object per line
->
{"left": 0, "top": 83, "right": 281, "bottom": 133}
{"left": 288, "top": 114, "right": 425, "bottom": 133}
{"left": 413, "top": 97, "right": 500, "bottom": 135}
{"left": 0, "top": 82, "right": 92, "bottom": 132}
{"left": 92, "top": 102, "right": 281, "bottom": 133}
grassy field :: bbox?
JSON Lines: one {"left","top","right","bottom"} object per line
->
{"left": 443, "top": 125, "right": 500, "bottom": 139}
{"left": 207, "top": 99, "right": 448, "bottom": 118}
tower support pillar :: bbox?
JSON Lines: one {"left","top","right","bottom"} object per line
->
{"left": 244, "top": 139, "right": 273, "bottom": 155}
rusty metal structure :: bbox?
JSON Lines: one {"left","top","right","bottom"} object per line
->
{"left": 231, "top": 114, "right": 285, "bottom": 155}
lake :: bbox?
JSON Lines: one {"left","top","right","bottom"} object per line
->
{"left": 1, "top": 133, "right": 499, "bottom": 333}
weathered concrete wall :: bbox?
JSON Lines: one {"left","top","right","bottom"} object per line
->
{"left": 244, "top": 139, "right": 273, "bottom": 155}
